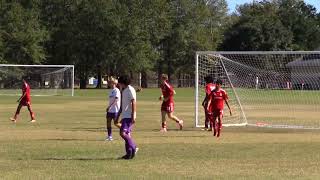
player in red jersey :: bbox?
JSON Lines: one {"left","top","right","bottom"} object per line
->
{"left": 10, "top": 79, "right": 36, "bottom": 123}
{"left": 159, "top": 74, "right": 183, "bottom": 132}
{"left": 201, "top": 76, "right": 215, "bottom": 131}
{"left": 209, "top": 79, "right": 231, "bottom": 137}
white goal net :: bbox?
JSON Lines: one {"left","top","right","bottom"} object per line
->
{"left": 0, "top": 64, "right": 74, "bottom": 96}
{"left": 195, "top": 51, "right": 320, "bottom": 129}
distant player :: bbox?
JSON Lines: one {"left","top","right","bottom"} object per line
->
{"left": 159, "top": 74, "right": 183, "bottom": 132}
{"left": 201, "top": 76, "right": 215, "bottom": 131}
{"left": 117, "top": 75, "right": 138, "bottom": 159}
{"left": 10, "top": 79, "right": 36, "bottom": 123}
{"left": 209, "top": 79, "right": 232, "bottom": 137}
{"left": 105, "top": 77, "right": 121, "bottom": 141}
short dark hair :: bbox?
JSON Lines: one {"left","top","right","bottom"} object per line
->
{"left": 204, "top": 76, "right": 213, "bottom": 84}
{"left": 118, "top": 75, "right": 131, "bottom": 86}
{"left": 216, "top": 79, "right": 223, "bottom": 85}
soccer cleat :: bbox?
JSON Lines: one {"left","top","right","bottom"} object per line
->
{"left": 30, "top": 119, "right": 36, "bottom": 123}
{"left": 10, "top": 118, "right": 17, "bottom": 123}
{"left": 213, "top": 127, "right": 217, "bottom": 136}
{"left": 120, "top": 154, "right": 131, "bottom": 160}
{"left": 178, "top": 120, "right": 183, "bottom": 130}
{"left": 201, "top": 128, "right": 208, "bottom": 131}
{"left": 106, "top": 136, "right": 113, "bottom": 141}
{"left": 216, "top": 123, "right": 222, "bottom": 137}
{"left": 130, "top": 147, "right": 139, "bottom": 159}
{"left": 160, "top": 128, "right": 167, "bottom": 132}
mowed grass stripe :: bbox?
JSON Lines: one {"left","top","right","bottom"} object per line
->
{"left": 0, "top": 88, "right": 319, "bottom": 179}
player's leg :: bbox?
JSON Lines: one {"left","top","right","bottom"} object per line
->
{"left": 119, "top": 118, "right": 136, "bottom": 159}
{"left": 26, "top": 103, "right": 36, "bottom": 122}
{"left": 202, "top": 110, "right": 209, "bottom": 131}
{"left": 114, "top": 113, "right": 121, "bottom": 129}
{"left": 166, "top": 102, "right": 183, "bottom": 130}
{"left": 216, "top": 111, "right": 223, "bottom": 137}
{"left": 212, "top": 115, "right": 217, "bottom": 136}
{"left": 167, "top": 112, "right": 183, "bottom": 130}
{"left": 10, "top": 103, "right": 23, "bottom": 122}
{"left": 106, "top": 114, "right": 113, "bottom": 141}
{"left": 160, "top": 111, "right": 167, "bottom": 132}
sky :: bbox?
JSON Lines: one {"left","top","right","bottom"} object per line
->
{"left": 227, "top": 0, "right": 320, "bottom": 13}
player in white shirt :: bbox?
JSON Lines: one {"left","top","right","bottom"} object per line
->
{"left": 105, "top": 77, "right": 121, "bottom": 141}
{"left": 117, "top": 75, "right": 138, "bottom": 159}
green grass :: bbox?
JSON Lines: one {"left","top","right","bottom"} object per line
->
{"left": 0, "top": 88, "right": 320, "bottom": 179}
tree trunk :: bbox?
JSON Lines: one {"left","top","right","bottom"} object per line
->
{"left": 63, "top": 71, "right": 69, "bottom": 89}
{"left": 79, "top": 64, "right": 87, "bottom": 89}
{"left": 80, "top": 78, "right": 87, "bottom": 89}
{"left": 167, "top": 51, "right": 171, "bottom": 82}
{"left": 141, "top": 70, "right": 148, "bottom": 88}
{"left": 157, "top": 60, "right": 163, "bottom": 87}
{"left": 96, "top": 65, "right": 102, "bottom": 88}
{"left": 178, "top": 71, "right": 181, "bottom": 88}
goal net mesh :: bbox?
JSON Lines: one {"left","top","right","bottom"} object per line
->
{"left": 196, "top": 52, "right": 320, "bottom": 129}
{"left": 0, "top": 65, "right": 74, "bottom": 96}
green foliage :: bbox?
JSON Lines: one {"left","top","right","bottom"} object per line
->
{"left": 221, "top": 1, "right": 292, "bottom": 51}
{"left": 161, "top": 0, "right": 228, "bottom": 77}
{"left": 221, "top": 0, "right": 320, "bottom": 51}
{"left": 277, "top": 0, "right": 320, "bottom": 50}
{"left": 2, "top": 0, "right": 319, "bottom": 88}
{"left": 0, "top": 34, "right": 4, "bottom": 63}
{"left": 0, "top": 0, "right": 47, "bottom": 64}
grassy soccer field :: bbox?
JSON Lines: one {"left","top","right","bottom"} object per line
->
{"left": 0, "top": 88, "right": 319, "bottom": 180}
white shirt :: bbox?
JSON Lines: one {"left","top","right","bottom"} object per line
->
{"left": 108, "top": 87, "right": 121, "bottom": 113}
{"left": 121, "top": 85, "right": 136, "bottom": 119}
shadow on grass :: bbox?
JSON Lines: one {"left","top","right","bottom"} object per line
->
{"left": 65, "top": 127, "right": 199, "bottom": 132}
{"left": 66, "top": 127, "right": 106, "bottom": 132}
{"left": 34, "top": 157, "right": 117, "bottom": 161}
{"left": 41, "top": 138, "right": 103, "bottom": 142}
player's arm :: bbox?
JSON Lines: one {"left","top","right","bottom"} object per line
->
{"left": 106, "top": 98, "right": 118, "bottom": 112}
{"left": 205, "top": 90, "right": 216, "bottom": 111}
{"left": 17, "top": 91, "right": 26, "bottom": 103}
{"left": 224, "top": 99, "right": 232, "bottom": 116}
{"left": 159, "top": 87, "right": 163, "bottom": 100}
{"left": 131, "top": 99, "right": 136, "bottom": 123}
{"left": 159, "top": 94, "right": 163, "bottom": 101}
{"left": 202, "top": 94, "right": 209, "bottom": 109}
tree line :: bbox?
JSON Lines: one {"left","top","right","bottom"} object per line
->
{"left": 0, "top": 0, "right": 319, "bottom": 88}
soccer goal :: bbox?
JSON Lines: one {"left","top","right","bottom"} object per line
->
{"left": 195, "top": 51, "right": 320, "bottom": 129}
{"left": 0, "top": 64, "right": 74, "bottom": 96}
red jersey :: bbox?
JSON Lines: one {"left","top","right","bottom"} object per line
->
{"left": 205, "top": 83, "right": 215, "bottom": 96}
{"left": 160, "top": 81, "right": 174, "bottom": 103}
{"left": 22, "top": 81, "right": 31, "bottom": 102}
{"left": 210, "top": 88, "right": 228, "bottom": 110}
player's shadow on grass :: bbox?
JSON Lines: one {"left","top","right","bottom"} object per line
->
{"left": 147, "top": 135, "right": 207, "bottom": 138}
{"left": 36, "top": 157, "right": 116, "bottom": 161}
{"left": 67, "top": 127, "right": 107, "bottom": 132}
{"left": 43, "top": 138, "right": 102, "bottom": 142}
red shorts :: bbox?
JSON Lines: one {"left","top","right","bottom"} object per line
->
{"left": 161, "top": 101, "right": 174, "bottom": 113}
{"left": 206, "top": 112, "right": 214, "bottom": 122}
{"left": 212, "top": 109, "right": 223, "bottom": 119}
{"left": 20, "top": 99, "right": 31, "bottom": 106}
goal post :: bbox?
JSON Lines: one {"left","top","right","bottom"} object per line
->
{"left": 195, "top": 51, "right": 320, "bottom": 129}
{"left": 0, "top": 64, "right": 74, "bottom": 96}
